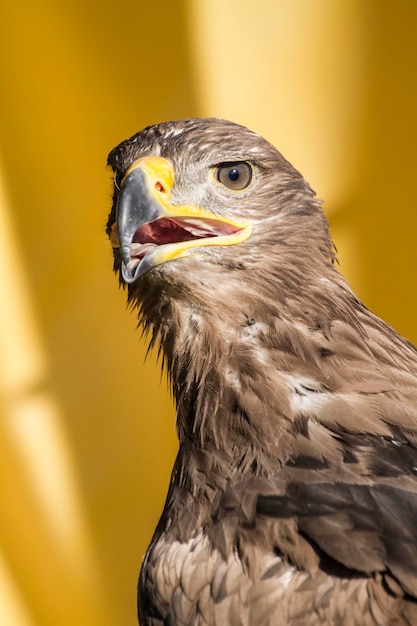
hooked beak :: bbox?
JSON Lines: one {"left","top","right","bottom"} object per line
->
{"left": 110, "top": 156, "right": 252, "bottom": 283}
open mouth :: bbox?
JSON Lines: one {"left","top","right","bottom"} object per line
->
{"left": 126, "top": 216, "right": 243, "bottom": 276}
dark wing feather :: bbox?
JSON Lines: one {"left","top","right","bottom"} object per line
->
{"left": 257, "top": 465, "right": 417, "bottom": 597}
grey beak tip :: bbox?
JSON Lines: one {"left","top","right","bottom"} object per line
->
{"left": 121, "top": 263, "right": 140, "bottom": 284}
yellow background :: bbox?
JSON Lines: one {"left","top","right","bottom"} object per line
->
{"left": 1, "top": 1, "right": 417, "bottom": 624}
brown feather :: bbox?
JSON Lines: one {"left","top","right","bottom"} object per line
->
{"left": 107, "top": 118, "right": 417, "bottom": 624}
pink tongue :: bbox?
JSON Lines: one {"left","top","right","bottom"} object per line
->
{"left": 131, "top": 243, "right": 157, "bottom": 259}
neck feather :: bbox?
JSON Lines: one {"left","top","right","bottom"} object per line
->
{"left": 135, "top": 256, "right": 358, "bottom": 469}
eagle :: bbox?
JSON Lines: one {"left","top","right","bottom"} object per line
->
{"left": 106, "top": 118, "right": 417, "bottom": 625}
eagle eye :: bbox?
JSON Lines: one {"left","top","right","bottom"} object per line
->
{"left": 214, "top": 162, "right": 253, "bottom": 191}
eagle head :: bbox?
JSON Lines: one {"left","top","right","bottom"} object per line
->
{"left": 106, "top": 118, "right": 335, "bottom": 308}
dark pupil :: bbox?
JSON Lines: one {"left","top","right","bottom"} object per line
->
{"left": 228, "top": 168, "right": 240, "bottom": 181}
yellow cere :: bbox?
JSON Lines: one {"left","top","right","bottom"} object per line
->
{"left": 122, "top": 156, "right": 175, "bottom": 208}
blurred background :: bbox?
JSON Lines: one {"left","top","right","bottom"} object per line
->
{"left": 0, "top": 1, "right": 417, "bottom": 624}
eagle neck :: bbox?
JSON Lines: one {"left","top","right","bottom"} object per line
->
{"left": 139, "top": 261, "right": 366, "bottom": 476}
{"left": 157, "top": 290, "right": 308, "bottom": 467}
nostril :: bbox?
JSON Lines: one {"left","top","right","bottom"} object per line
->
{"left": 155, "top": 181, "right": 165, "bottom": 193}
